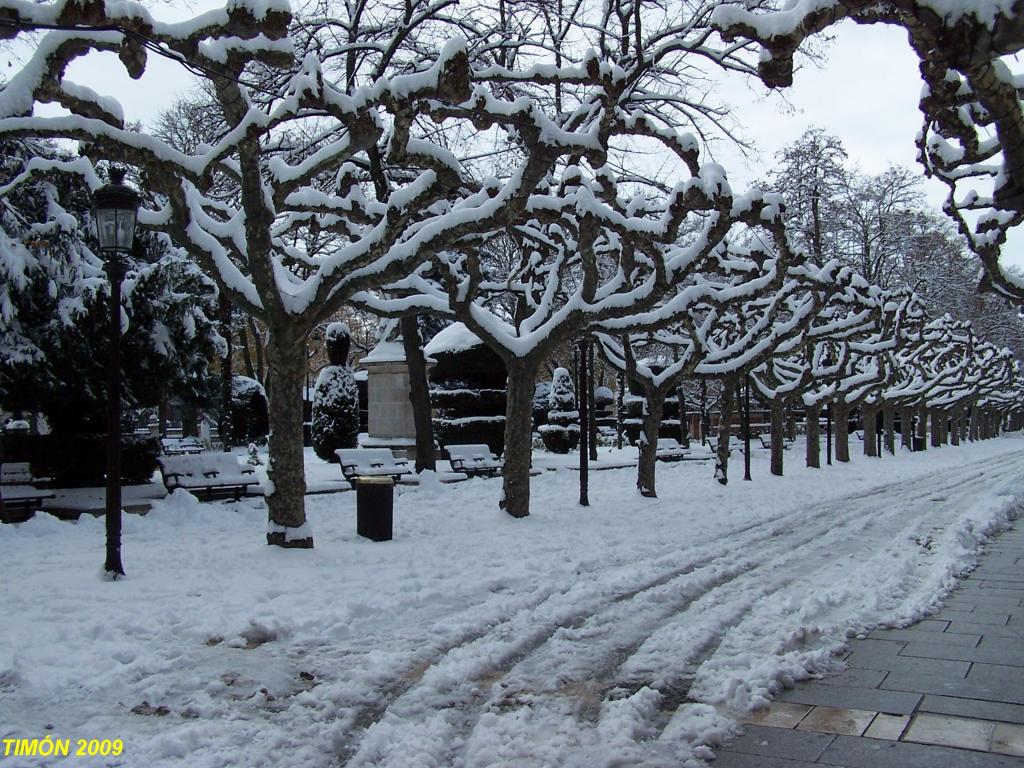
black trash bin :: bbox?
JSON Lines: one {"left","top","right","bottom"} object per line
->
{"left": 356, "top": 475, "right": 394, "bottom": 541}
{"left": 912, "top": 436, "right": 927, "bottom": 452}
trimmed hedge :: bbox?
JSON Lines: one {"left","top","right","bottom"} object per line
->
{"left": 428, "top": 338, "right": 507, "bottom": 456}
{"left": 3, "top": 433, "right": 161, "bottom": 487}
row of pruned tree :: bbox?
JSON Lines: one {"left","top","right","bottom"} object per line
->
{"left": 2, "top": 0, "right": 1022, "bottom": 548}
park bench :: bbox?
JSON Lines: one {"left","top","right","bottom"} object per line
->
{"left": 0, "top": 486, "right": 55, "bottom": 523}
{"left": 157, "top": 454, "right": 258, "bottom": 501}
{"left": 161, "top": 436, "right": 205, "bottom": 455}
{"left": 336, "top": 448, "right": 410, "bottom": 488}
{"left": 1, "top": 463, "right": 54, "bottom": 523}
{"left": 706, "top": 435, "right": 736, "bottom": 454}
{"left": 1, "top": 462, "right": 35, "bottom": 485}
{"left": 655, "top": 438, "right": 688, "bottom": 462}
{"left": 445, "top": 444, "right": 504, "bottom": 477}
{"left": 757, "top": 434, "right": 793, "bottom": 450}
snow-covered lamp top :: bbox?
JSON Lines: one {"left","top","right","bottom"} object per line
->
{"left": 93, "top": 168, "right": 140, "bottom": 255}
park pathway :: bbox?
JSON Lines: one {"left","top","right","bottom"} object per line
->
{"left": 715, "top": 523, "right": 1024, "bottom": 767}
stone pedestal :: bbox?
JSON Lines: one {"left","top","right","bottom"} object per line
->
{"left": 361, "top": 341, "right": 425, "bottom": 459}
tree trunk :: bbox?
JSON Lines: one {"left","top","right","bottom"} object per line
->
{"left": 970, "top": 405, "right": 980, "bottom": 442}
{"left": 265, "top": 331, "right": 312, "bottom": 548}
{"left": 578, "top": 340, "right": 590, "bottom": 506}
{"left": 883, "top": 405, "right": 895, "bottom": 455}
{"left": 741, "top": 377, "right": 751, "bottom": 482}
{"left": 786, "top": 408, "right": 797, "bottom": 442}
{"left": 930, "top": 408, "right": 942, "bottom": 448}
{"left": 181, "top": 402, "right": 199, "bottom": 438}
{"left": 951, "top": 407, "right": 961, "bottom": 446}
{"left": 834, "top": 402, "right": 850, "bottom": 462}
{"left": 900, "top": 406, "right": 913, "bottom": 449}
{"left": 615, "top": 372, "right": 625, "bottom": 450}
{"left": 588, "top": 341, "right": 598, "bottom": 461}
{"left": 770, "top": 402, "right": 784, "bottom": 476}
{"left": 501, "top": 362, "right": 537, "bottom": 518}
{"left": 159, "top": 398, "right": 170, "bottom": 438}
{"left": 715, "top": 380, "right": 735, "bottom": 485}
{"left": 806, "top": 403, "right": 820, "bottom": 469}
{"left": 637, "top": 387, "right": 664, "bottom": 497}
{"left": 400, "top": 315, "right": 436, "bottom": 472}
{"left": 700, "top": 379, "right": 710, "bottom": 445}
{"left": 916, "top": 405, "right": 928, "bottom": 450}
{"left": 219, "top": 294, "right": 233, "bottom": 452}
{"left": 239, "top": 322, "right": 258, "bottom": 381}
{"left": 677, "top": 384, "right": 690, "bottom": 449}
{"left": 864, "top": 404, "right": 878, "bottom": 457}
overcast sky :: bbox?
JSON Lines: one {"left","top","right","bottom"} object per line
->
{"left": 32, "top": 5, "right": 1023, "bottom": 268}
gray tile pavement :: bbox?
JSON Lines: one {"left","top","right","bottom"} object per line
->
{"left": 714, "top": 520, "right": 1024, "bottom": 766}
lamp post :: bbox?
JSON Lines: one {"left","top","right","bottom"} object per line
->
{"left": 93, "top": 168, "right": 140, "bottom": 579}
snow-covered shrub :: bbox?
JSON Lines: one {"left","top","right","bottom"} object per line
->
{"left": 246, "top": 442, "right": 264, "bottom": 466}
{"left": 424, "top": 323, "right": 507, "bottom": 456}
{"left": 539, "top": 367, "right": 579, "bottom": 453}
{"left": 312, "top": 322, "right": 360, "bottom": 462}
{"left": 230, "top": 376, "right": 269, "bottom": 445}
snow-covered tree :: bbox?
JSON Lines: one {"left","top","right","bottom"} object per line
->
{"left": 0, "top": 139, "right": 222, "bottom": 432}
{"left": 713, "top": 1, "right": 1024, "bottom": 302}
{"left": 311, "top": 322, "right": 359, "bottom": 462}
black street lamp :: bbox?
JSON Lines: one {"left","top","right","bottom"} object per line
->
{"left": 93, "top": 168, "right": 140, "bottom": 579}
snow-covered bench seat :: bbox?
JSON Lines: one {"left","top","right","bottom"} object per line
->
{"left": 655, "top": 438, "right": 688, "bottom": 462}
{"left": 158, "top": 454, "right": 257, "bottom": 500}
{"left": 336, "top": 449, "right": 410, "bottom": 488}
{"left": 161, "top": 437, "right": 205, "bottom": 455}
{"left": 1, "top": 462, "right": 34, "bottom": 485}
{"left": 1, "top": 484, "right": 55, "bottom": 523}
{"left": 445, "top": 444, "right": 504, "bottom": 477}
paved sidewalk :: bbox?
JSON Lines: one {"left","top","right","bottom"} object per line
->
{"left": 715, "top": 523, "right": 1024, "bottom": 767}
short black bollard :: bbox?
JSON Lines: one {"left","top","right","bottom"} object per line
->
{"left": 356, "top": 476, "right": 394, "bottom": 541}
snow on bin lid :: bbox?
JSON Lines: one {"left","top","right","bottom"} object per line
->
{"left": 356, "top": 475, "right": 395, "bottom": 485}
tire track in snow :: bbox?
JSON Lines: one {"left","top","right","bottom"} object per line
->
{"left": 335, "top": 448, "right": 1024, "bottom": 766}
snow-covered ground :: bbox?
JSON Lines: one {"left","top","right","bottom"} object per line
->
{"left": 3, "top": 437, "right": 1023, "bottom": 768}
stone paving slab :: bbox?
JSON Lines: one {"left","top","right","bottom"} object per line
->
{"left": 869, "top": 627, "right": 981, "bottom": 646}
{"left": 819, "top": 733, "right": 1024, "bottom": 767}
{"left": 714, "top": 520, "right": 1024, "bottom": 767}
{"left": 920, "top": 695, "right": 1024, "bottom": 726}
{"left": 881, "top": 668, "right": 1024, "bottom": 705}
{"left": 946, "top": 620, "right": 1024, "bottom": 638}
{"left": 775, "top": 684, "right": 923, "bottom": 714}
{"left": 900, "top": 641, "right": 1024, "bottom": 666}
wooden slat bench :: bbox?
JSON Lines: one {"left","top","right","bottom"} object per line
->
{"left": 655, "top": 438, "right": 689, "bottom": 462}
{"left": 1, "top": 462, "right": 35, "bottom": 485}
{"left": 0, "top": 484, "right": 55, "bottom": 523}
{"left": 336, "top": 449, "right": 410, "bottom": 489}
{"left": 161, "top": 437, "right": 205, "bottom": 455}
{"left": 158, "top": 454, "right": 258, "bottom": 501}
{"left": 445, "top": 444, "right": 504, "bottom": 477}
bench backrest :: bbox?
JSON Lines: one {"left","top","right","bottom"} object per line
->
{"left": 656, "top": 438, "right": 683, "bottom": 450}
{"left": 158, "top": 454, "right": 254, "bottom": 481}
{"left": 446, "top": 444, "right": 497, "bottom": 461}
{"left": 1, "top": 462, "right": 33, "bottom": 484}
{"left": 336, "top": 448, "right": 408, "bottom": 473}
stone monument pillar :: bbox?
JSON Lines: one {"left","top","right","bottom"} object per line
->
{"left": 361, "top": 340, "right": 429, "bottom": 458}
